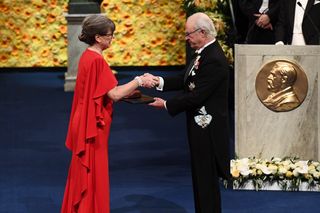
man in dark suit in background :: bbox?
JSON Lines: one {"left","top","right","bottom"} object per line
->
{"left": 275, "top": 0, "right": 320, "bottom": 45}
{"left": 239, "top": 0, "right": 281, "bottom": 44}
{"left": 148, "top": 12, "right": 230, "bottom": 213}
{"left": 231, "top": 0, "right": 249, "bottom": 44}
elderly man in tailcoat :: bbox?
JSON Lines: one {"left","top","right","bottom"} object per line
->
{"left": 149, "top": 12, "right": 230, "bottom": 213}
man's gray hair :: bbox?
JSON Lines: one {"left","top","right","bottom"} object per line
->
{"left": 193, "top": 13, "right": 217, "bottom": 38}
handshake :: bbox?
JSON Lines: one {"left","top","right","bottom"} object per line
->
{"left": 132, "top": 73, "right": 165, "bottom": 108}
{"left": 134, "top": 73, "right": 159, "bottom": 88}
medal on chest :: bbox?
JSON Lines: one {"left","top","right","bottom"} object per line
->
{"left": 194, "top": 106, "right": 212, "bottom": 128}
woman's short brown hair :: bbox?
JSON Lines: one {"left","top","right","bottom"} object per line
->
{"left": 78, "top": 14, "right": 115, "bottom": 45}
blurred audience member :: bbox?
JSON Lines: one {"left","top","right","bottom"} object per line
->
{"left": 231, "top": 0, "right": 249, "bottom": 44}
{"left": 275, "top": 0, "right": 320, "bottom": 45}
{"left": 239, "top": 0, "right": 281, "bottom": 44}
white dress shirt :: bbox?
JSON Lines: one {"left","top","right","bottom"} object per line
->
{"left": 292, "top": 0, "right": 308, "bottom": 45}
{"left": 259, "top": 0, "right": 269, "bottom": 13}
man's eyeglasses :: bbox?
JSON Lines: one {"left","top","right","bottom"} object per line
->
{"left": 185, "top": 28, "right": 201, "bottom": 37}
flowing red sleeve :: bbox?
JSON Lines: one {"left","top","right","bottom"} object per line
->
{"left": 65, "top": 57, "right": 118, "bottom": 156}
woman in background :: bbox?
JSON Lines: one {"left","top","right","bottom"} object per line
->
{"left": 61, "top": 14, "right": 157, "bottom": 213}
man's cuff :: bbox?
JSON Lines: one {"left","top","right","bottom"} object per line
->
{"left": 164, "top": 100, "right": 167, "bottom": 110}
{"left": 156, "top": 77, "right": 164, "bottom": 91}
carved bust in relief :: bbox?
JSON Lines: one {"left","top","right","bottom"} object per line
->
{"left": 256, "top": 60, "right": 308, "bottom": 112}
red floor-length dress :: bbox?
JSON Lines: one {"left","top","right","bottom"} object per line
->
{"left": 61, "top": 49, "right": 118, "bottom": 213}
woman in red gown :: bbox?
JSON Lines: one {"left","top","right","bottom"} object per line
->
{"left": 61, "top": 15, "right": 157, "bottom": 213}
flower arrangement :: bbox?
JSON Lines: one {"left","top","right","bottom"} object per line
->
{"left": 183, "top": 0, "right": 234, "bottom": 63}
{"left": 231, "top": 157, "right": 320, "bottom": 191}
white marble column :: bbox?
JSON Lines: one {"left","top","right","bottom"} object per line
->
{"left": 64, "top": 14, "right": 96, "bottom": 91}
{"left": 235, "top": 45, "right": 320, "bottom": 161}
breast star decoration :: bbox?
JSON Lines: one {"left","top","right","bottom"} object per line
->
{"left": 188, "top": 81, "right": 195, "bottom": 91}
{"left": 194, "top": 106, "right": 212, "bottom": 128}
{"left": 190, "top": 55, "right": 201, "bottom": 76}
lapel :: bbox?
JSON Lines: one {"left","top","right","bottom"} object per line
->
{"left": 257, "top": 0, "right": 263, "bottom": 8}
{"left": 305, "top": 0, "right": 315, "bottom": 15}
{"left": 183, "top": 41, "right": 216, "bottom": 83}
{"left": 184, "top": 54, "right": 198, "bottom": 83}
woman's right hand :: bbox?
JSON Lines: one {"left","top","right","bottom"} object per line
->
{"left": 139, "top": 73, "right": 159, "bottom": 88}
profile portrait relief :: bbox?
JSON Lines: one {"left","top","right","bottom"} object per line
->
{"left": 255, "top": 60, "right": 308, "bottom": 112}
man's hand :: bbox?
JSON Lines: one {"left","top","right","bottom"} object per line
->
{"left": 138, "top": 73, "right": 159, "bottom": 88}
{"left": 143, "top": 73, "right": 160, "bottom": 87}
{"left": 149, "top": 97, "right": 166, "bottom": 109}
{"left": 254, "top": 13, "right": 271, "bottom": 29}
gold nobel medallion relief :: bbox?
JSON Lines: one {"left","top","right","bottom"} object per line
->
{"left": 255, "top": 59, "right": 308, "bottom": 112}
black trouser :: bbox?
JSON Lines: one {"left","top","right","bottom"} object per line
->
{"left": 188, "top": 126, "right": 221, "bottom": 213}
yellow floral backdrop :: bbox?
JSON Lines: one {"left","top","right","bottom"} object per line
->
{"left": 0, "top": 0, "right": 68, "bottom": 67}
{"left": 101, "top": 0, "right": 186, "bottom": 66}
{"left": 0, "top": 0, "right": 232, "bottom": 67}
{"left": 0, "top": 0, "right": 186, "bottom": 67}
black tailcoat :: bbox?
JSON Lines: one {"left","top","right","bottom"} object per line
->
{"left": 275, "top": 0, "right": 320, "bottom": 44}
{"left": 162, "top": 41, "right": 230, "bottom": 213}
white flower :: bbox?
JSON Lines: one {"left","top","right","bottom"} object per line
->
{"left": 294, "top": 161, "right": 309, "bottom": 174}
{"left": 313, "top": 172, "right": 320, "bottom": 179}
{"left": 233, "top": 158, "right": 251, "bottom": 176}
{"left": 231, "top": 157, "right": 320, "bottom": 191}
{"left": 256, "top": 164, "right": 272, "bottom": 175}
{"left": 308, "top": 165, "right": 316, "bottom": 174}
{"left": 278, "top": 166, "right": 288, "bottom": 174}
{"left": 272, "top": 157, "right": 282, "bottom": 162}
{"left": 312, "top": 161, "right": 319, "bottom": 167}
{"left": 268, "top": 164, "right": 278, "bottom": 174}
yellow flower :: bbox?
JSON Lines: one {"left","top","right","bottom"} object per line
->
{"left": 257, "top": 170, "right": 262, "bottom": 175}
{"left": 0, "top": 54, "right": 9, "bottom": 62}
{"left": 195, "top": 0, "right": 217, "bottom": 9}
{"left": 231, "top": 169, "right": 240, "bottom": 178}
{"left": 39, "top": 47, "right": 49, "bottom": 57}
{"left": 47, "top": 13, "right": 56, "bottom": 23}
{"left": 23, "top": 8, "right": 33, "bottom": 18}
{"left": 49, "top": 0, "right": 58, "bottom": 8}
{"left": 304, "top": 174, "right": 312, "bottom": 179}
{"left": 285, "top": 171, "right": 293, "bottom": 178}
{"left": 52, "top": 57, "right": 60, "bottom": 66}
{"left": 0, "top": 4, "right": 9, "bottom": 13}
{"left": 32, "top": 0, "right": 46, "bottom": 7}
{"left": 13, "top": 6, "right": 22, "bottom": 14}
{"left": 59, "top": 25, "right": 67, "bottom": 35}
{"left": 11, "top": 47, "right": 19, "bottom": 56}
{"left": 1, "top": 38, "right": 10, "bottom": 48}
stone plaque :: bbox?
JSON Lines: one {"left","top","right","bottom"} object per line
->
{"left": 255, "top": 59, "right": 308, "bottom": 112}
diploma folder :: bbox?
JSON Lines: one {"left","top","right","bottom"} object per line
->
{"left": 122, "top": 94, "right": 155, "bottom": 104}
